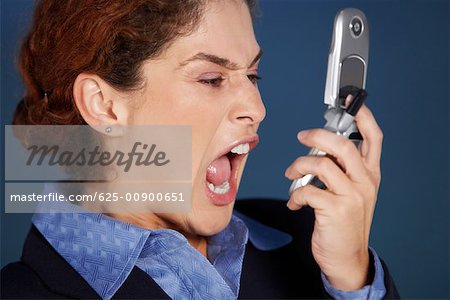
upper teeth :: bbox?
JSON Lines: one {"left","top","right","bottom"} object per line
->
{"left": 230, "top": 143, "right": 250, "bottom": 155}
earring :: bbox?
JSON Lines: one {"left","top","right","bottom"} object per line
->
{"left": 105, "top": 127, "right": 112, "bottom": 133}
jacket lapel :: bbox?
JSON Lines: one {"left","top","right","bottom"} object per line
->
{"left": 21, "top": 225, "right": 169, "bottom": 299}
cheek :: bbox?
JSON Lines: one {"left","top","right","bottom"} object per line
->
{"left": 135, "top": 82, "right": 229, "bottom": 194}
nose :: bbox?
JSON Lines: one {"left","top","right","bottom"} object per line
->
{"left": 229, "top": 76, "right": 266, "bottom": 126}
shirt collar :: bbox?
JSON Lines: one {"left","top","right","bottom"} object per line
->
{"left": 32, "top": 194, "right": 291, "bottom": 299}
{"left": 32, "top": 201, "right": 150, "bottom": 299}
{"left": 233, "top": 210, "right": 292, "bottom": 251}
{"left": 32, "top": 201, "right": 250, "bottom": 299}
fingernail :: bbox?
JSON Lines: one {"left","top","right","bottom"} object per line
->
{"left": 284, "top": 168, "right": 291, "bottom": 178}
{"left": 286, "top": 200, "right": 292, "bottom": 209}
{"left": 298, "top": 130, "right": 308, "bottom": 140}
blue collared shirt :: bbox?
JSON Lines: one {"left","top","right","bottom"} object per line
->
{"left": 32, "top": 201, "right": 386, "bottom": 299}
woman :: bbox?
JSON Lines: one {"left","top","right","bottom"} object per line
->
{"left": 1, "top": 0, "right": 399, "bottom": 299}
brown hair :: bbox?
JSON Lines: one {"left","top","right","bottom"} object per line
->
{"left": 13, "top": 0, "right": 257, "bottom": 125}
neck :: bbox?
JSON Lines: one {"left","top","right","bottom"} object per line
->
{"left": 106, "top": 212, "right": 208, "bottom": 257}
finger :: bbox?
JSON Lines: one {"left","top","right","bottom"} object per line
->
{"left": 297, "top": 129, "right": 367, "bottom": 182}
{"left": 354, "top": 105, "right": 383, "bottom": 169}
{"left": 285, "top": 155, "right": 352, "bottom": 195}
{"left": 287, "top": 184, "right": 335, "bottom": 211}
{"left": 344, "top": 94, "right": 353, "bottom": 107}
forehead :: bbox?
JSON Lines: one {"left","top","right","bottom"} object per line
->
{"left": 164, "top": 1, "right": 260, "bottom": 66}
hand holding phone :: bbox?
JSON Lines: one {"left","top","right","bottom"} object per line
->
{"left": 289, "top": 8, "right": 369, "bottom": 194}
{"left": 285, "top": 9, "right": 386, "bottom": 291}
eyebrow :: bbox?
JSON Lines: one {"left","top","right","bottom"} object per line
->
{"left": 179, "top": 48, "right": 263, "bottom": 70}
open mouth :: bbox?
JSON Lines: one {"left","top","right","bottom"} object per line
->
{"left": 205, "top": 136, "right": 259, "bottom": 206}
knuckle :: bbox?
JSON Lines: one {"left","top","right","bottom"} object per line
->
{"left": 292, "top": 157, "right": 303, "bottom": 170}
{"left": 370, "top": 178, "right": 381, "bottom": 196}
{"left": 292, "top": 188, "right": 305, "bottom": 205}
{"left": 302, "top": 184, "right": 315, "bottom": 196}
{"left": 312, "top": 128, "right": 329, "bottom": 141}
{"left": 291, "top": 157, "right": 305, "bottom": 175}
{"left": 372, "top": 168, "right": 382, "bottom": 183}
{"left": 374, "top": 125, "right": 384, "bottom": 142}
{"left": 317, "top": 157, "right": 333, "bottom": 173}
{"left": 366, "top": 166, "right": 381, "bottom": 186}
{"left": 293, "top": 184, "right": 315, "bottom": 206}
{"left": 341, "top": 139, "right": 356, "bottom": 156}
{"left": 307, "top": 129, "right": 319, "bottom": 141}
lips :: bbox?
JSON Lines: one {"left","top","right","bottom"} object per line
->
{"left": 205, "top": 135, "right": 259, "bottom": 206}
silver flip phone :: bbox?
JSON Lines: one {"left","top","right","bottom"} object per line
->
{"left": 289, "top": 8, "right": 370, "bottom": 194}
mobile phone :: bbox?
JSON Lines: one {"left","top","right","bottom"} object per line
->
{"left": 289, "top": 8, "right": 370, "bottom": 194}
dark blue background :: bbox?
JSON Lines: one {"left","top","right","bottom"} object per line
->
{"left": 1, "top": 0, "right": 448, "bottom": 298}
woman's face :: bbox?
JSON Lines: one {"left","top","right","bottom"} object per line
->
{"left": 129, "top": 0, "right": 265, "bottom": 236}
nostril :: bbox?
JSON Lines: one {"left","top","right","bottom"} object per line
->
{"left": 237, "top": 116, "right": 254, "bottom": 122}
{"left": 231, "top": 94, "right": 266, "bottom": 124}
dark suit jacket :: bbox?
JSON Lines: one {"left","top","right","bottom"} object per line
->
{"left": 1, "top": 199, "right": 400, "bottom": 299}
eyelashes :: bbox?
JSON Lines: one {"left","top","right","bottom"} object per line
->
{"left": 247, "top": 74, "right": 262, "bottom": 85}
{"left": 198, "top": 74, "right": 262, "bottom": 88}
{"left": 198, "top": 77, "right": 225, "bottom": 87}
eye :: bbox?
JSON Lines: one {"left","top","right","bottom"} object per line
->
{"left": 247, "top": 74, "right": 262, "bottom": 85}
{"left": 198, "top": 77, "right": 225, "bottom": 88}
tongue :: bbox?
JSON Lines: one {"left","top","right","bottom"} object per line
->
{"left": 207, "top": 155, "right": 231, "bottom": 186}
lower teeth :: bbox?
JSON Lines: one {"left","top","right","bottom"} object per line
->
{"left": 207, "top": 180, "right": 230, "bottom": 194}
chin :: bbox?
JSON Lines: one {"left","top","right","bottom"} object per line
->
{"left": 187, "top": 188, "right": 236, "bottom": 236}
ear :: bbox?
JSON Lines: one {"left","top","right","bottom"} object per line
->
{"left": 73, "top": 73, "right": 129, "bottom": 135}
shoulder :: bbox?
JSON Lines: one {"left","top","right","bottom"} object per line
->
{"left": 1, "top": 261, "right": 60, "bottom": 299}
{"left": 1, "top": 225, "right": 97, "bottom": 299}
{"left": 235, "top": 198, "right": 327, "bottom": 298}
{"left": 235, "top": 198, "right": 401, "bottom": 299}
{"left": 1, "top": 225, "right": 170, "bottom": 299}
{"left": 235, "top": 198, "right": 315, "bottom": 238}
